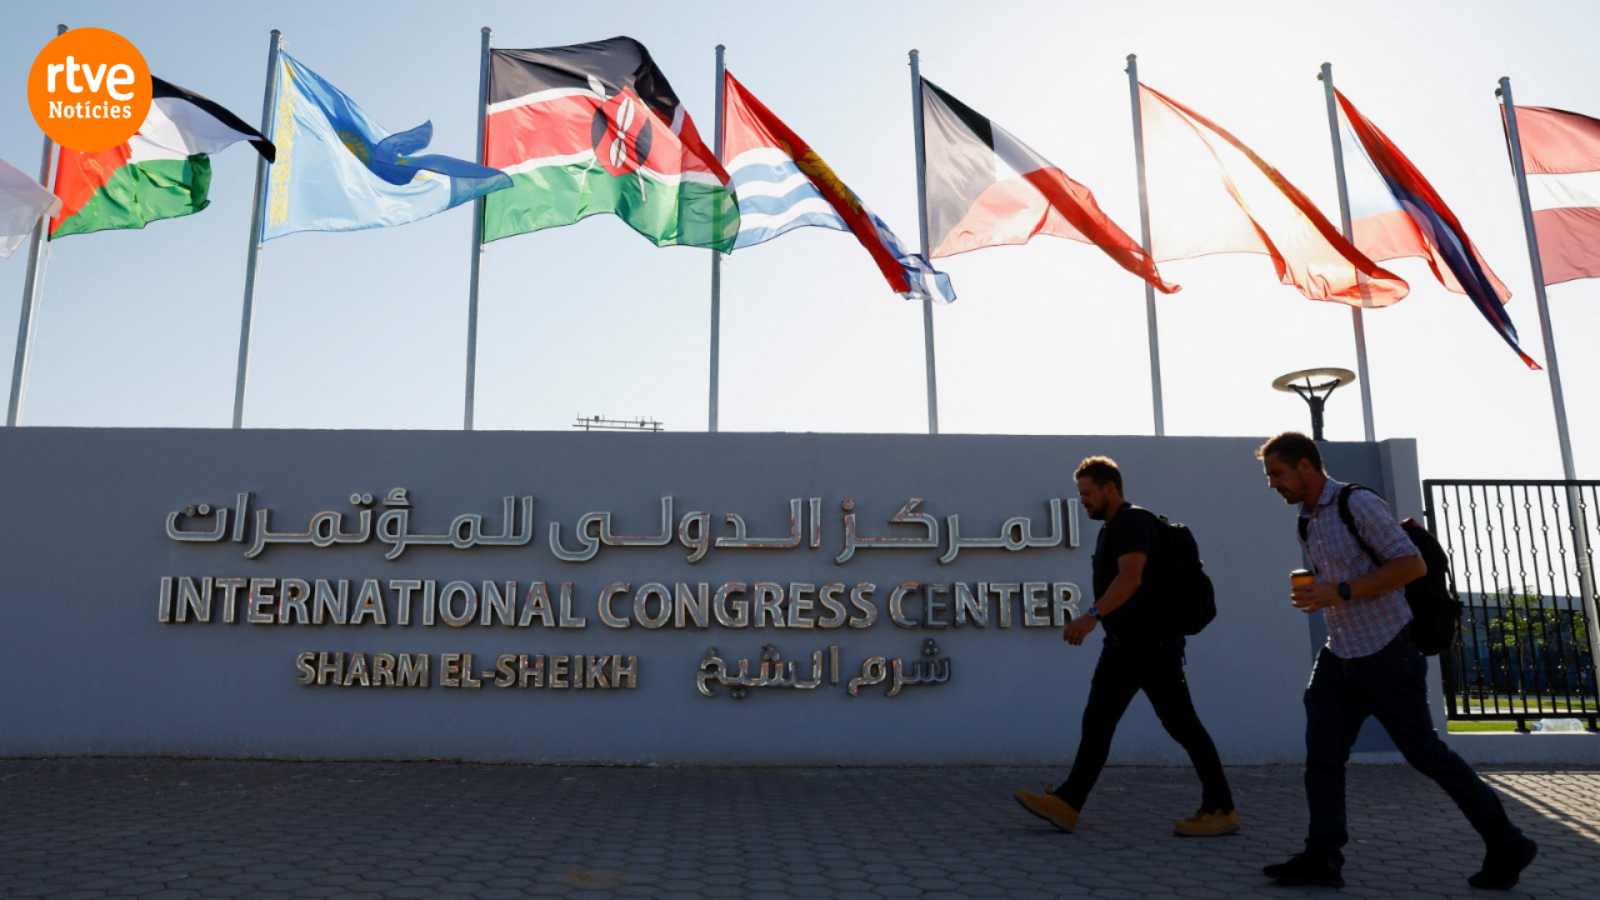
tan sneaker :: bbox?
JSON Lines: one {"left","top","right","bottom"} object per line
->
{"left": 1174, "top": 808, "right": 1239, "bottom": 837}
{"left": 1013, "top": 790, "right": 1079, "bottom": 832}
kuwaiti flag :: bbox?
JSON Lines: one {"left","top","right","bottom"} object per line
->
{"left": 263, "top": 53, "right": 511, "bottom": 240}
{"left": 484, "top": 37, "right": 737, "bottom": 250}
{"left": 1508, "top": 104, "right": 1600, "bottom": 286}
{"left": 724, "top": 71, "right": 953, "bottom": 303}
{"left": 1, "top": 157, "right": 59, "bottom": 259}
{"left": 1138, "top": 83, "right": 1407, "bottom": 306}
{"left": 1335, "top": 90, "right": 1536, "bottom": 369}
{"left": 921, "top": 80, "right": 1176, "bottom": 293}
{"left": 50, "top": 77, "right": 272, "bottom": 239}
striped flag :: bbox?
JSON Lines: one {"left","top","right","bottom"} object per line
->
{"left": 483, "top": 37, "right": 737, "bottom": 250}
{"left": 1334, "top": 89, "right": 1536, "bottom": 369}
{"left": 1508, "top": 105, "right": 1600, "bottom": 286}
{"left": 919, "top": 79, "right": 1176, "bottom": 293}
{"left": 723, "top": 70, "right": 953, "bottom": 303}
{"left": 50, "top": 77, "right": 272, "bottom": 239}
{"left": 1138, "top": 83, "right": 1407, "bottom": 306}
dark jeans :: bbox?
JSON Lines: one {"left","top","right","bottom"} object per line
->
{"left": 1054, "top": 636, "right": 1233, "bottom": 813}
{"left": 1303, "top": 633, "right": 1521, "bottom": 868}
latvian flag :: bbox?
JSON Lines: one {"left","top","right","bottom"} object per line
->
{"left": 724, "top": 71, "right": 953, "bottom": 303}
{"left": 51, "top": 77, "right": 273, "bottom": 239}
{"left": 484, "top": 37, "right": 737, "bottom": 250}
{"left": 919, "top": 79, "right": 1176, "bottom": 294}
{"left": 1508, "top": 104, "right": 1600, "bottom": 287}
{"left": 1334, "top": 90, "right": 1536, "bottom": 369}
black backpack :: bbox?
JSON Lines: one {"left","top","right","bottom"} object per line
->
{"left": 1298, "top": 483, "right": 1463, "bottom": 656}
{"left": 1141, "top": 509, "right": 1217, "bottom": 636}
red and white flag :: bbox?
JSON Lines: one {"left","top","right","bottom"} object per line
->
{"left": 1138, "top": 84, "right": 1408, "bottom": 306}
{"left": 920, "top": 79, "right": 1177, "bottom": 293}
{"left": 1334, "top": 91, "right": 1534, "bottom": 368}
{"left": 1510, "top": 105, "right": 1600, "bottom": 285}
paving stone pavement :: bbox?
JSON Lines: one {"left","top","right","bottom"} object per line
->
{"left": 1, "top": 760, "right": 1596, "bottom": 898}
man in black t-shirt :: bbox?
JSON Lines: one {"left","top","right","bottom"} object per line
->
{"left": 1014, "top": 456, "right": 1238, "bottom": 837}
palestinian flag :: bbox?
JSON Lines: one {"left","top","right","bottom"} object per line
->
{"left": 484, "top": 37, "right": 737, "bottom": 250}
{"left": 920, "top": 79, "right": 1177, "bottom": 293}
{"left": 50, "top": 77, "right": 273, "bottom": 239}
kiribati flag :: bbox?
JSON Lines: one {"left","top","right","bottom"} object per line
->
{"left": 1336, "top": 90, "right": 1537, "bottom": 369}
{"left": 723, "top": 71, "right": 953, "bottom": 303}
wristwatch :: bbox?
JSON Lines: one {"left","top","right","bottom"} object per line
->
{"left": 1087, "top": 606, "right": 1102, "bottom": 620}
{"left": 1336, "top": 582, "right": 1352, "bottom": 601}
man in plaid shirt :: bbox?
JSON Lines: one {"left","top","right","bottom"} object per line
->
{"left": 1256, "top": 432, "right": 1535, "bottom": 891}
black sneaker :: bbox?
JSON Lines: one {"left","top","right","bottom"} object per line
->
{"left": 1263, "top": 853, "right": 1344, "bottom": 888}
{"left": 1468, "top": 835, "right": 1537, "bottom": 890}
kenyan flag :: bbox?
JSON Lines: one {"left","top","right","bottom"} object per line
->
{"left": 484, "top": 37, "right": 737, "bottom": 250}
{"left": 50, "top": 77, "right": 272, "bottom": 239}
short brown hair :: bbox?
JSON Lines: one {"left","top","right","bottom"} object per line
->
{"left": 1256, "top": 431, "right": 1323, "bottom": 471}
{"left": 1074, "top": 455, "right": 1123, "bottom": 492}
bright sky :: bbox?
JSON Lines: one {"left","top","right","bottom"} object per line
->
{"left": 2, "top": 0, "right": 1595, "bottom": 483}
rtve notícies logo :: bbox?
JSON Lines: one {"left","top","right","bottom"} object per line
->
{"left": 45, "top": 58, "right": 138, "bottom": 117}
{"left": 28, "top": 27, "right": 152, "bottom": 153}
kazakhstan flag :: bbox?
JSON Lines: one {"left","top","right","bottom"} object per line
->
{"left": 263, "top": 53, "right": 510, "bottom": 240}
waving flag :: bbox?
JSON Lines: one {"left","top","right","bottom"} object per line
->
{"left": 484, "top": 37, "right": 737, "bottom": 250}
{"left": 724, "top": 71, "right": 953, "bottom": 303}
{"left": 920, "top": 79, "right": 1176, "bottom": 293}
{"left": 264, "top": 53, "right": 510, "bottom": 240}
{"left": 1138, "top": 83, "right": 1407, "bottom": 306}
{"left": 50, "top": 77, "right": 272, "bottom": 239}
{"left": 1335, "top": 90, "right": 1535, "bottom": 369}
{"left": 1508, "top": 105, "right": 1600, "bottom": 286}
{"left": 1, "top": 157, "right": 59, "bottom": 259}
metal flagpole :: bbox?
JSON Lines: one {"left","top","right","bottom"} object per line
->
{"left": 232, "top": 29, "right": 283, "bottom": 429}
{"left": 1498, "top": 77, "right": 1577, "bottom": 481}
{"left": 1318, "top": 63, "right": 1377, "bottom": 443}
{"left": 7, "top": 22, "right": 68, "bottom": 428}
{"left": 908, "top": 50, "right": 939, "bottom": 435}
{"left": 708, "top": 44, "right": 726, "bottom": 433}
{"left": 1125, "top": 54, "right": 1165, "bottom": 436}
{"left": 463, "top": 27, "right": 492, "bottom": 431}
{"left": 1497, "top": 76, "right": 1596, "bottom": 673}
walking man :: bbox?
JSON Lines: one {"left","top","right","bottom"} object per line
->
{"left": 1256, "top": 431, "right": 1536, "bottom": 890}
{"left": 1014, "top": 456, "right": 1238, "bottom": 837}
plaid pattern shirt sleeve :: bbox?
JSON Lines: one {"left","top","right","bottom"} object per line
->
{"left": 1301, "top": 479, "right": 1420, "bottom": 658}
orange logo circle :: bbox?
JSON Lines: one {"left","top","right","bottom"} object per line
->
{"left": 28, "top": 28, "right": 151, "bottom": 153}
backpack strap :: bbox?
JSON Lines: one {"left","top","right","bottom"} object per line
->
{"left": 1129, "top": 504, "right": 1167, "bottom": 561}
{"left": 1336, "top": 483, "right": 1386, "bottom": 569}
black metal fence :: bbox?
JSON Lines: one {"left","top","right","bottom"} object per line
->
{"left": 1423, "top": 480, "right": 1600, "bottom": 732}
